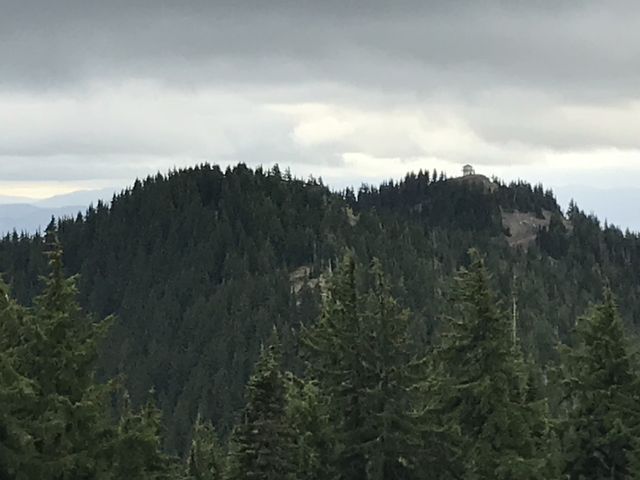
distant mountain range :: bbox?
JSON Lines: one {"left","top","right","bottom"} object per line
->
{"left": 0, "top": 183, "right": 639, "bottom": 235}
{"left": 0, "top": 188, "right": 118, "bottom": 235}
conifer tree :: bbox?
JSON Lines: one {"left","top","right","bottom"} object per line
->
{"left": 305, "top": 255, "right": 426, "bottom": 480}
{"left": 0, "top": 356, "right": 26, "bottom": 479}
{"left": 304, "top": 253, "right": 368, "bottom": 480}
{"left": 227, "top": 333, "right": 294, "bottom": 480}
{"left": 358, "top": 259, "right": 422, "bottom": 479}
{"left": 0, "top": 280, "right": 40, "bottom": 479}
{"left": 110, "top": 392, "right": 178, "bottom": 480}
{"left": 430, "top": 249, "right": 555, "bottom": 479}
{"left": 285, "top": 376, "right": 333, "bottom": 480}
{"left": 0, "top": 239, "right": 115, "bottom": 478}
{"left": 186, "top": 415, "right": 224, "bottom": 480}
{"left": 0, "top": 239, "right": 176, "bottom": 479}
{"left": 561, "top": 289, "right": 640, "bottom": 479}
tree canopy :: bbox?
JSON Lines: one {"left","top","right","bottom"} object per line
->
{"left": 2, "top": 163, "right": 640, "bottom": 479}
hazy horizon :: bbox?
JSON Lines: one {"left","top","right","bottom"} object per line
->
{"left": 2, "top": 164, "right": 640, "bottom": 234}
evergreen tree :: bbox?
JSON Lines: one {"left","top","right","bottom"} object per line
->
{"left": 110, "top": 392, "right": 178, "bottom": 480}
{"left": 1, "top": 240, "right": 115, "bottom": 478}
{"left": 430, "top": 250, "right": 554, "bottom": 479}
{"left": 304, "top": 253, "right": 368, "bottom": 480}
{"left": 561, "top": 289, "right": 640, "bottom": 479}
{"left": 0, "top": 279, "right": 40, "bottom": 479}
{"left": 185, "top": 415, "right": 224, "bottom": 480}
{"left": 4, "top": 162, "right": 640, "bottom": 456}
{"left": 305, "top": 255, "right": 426, "bottom": 479}
{"left": 358, "top": 259, "right": 422, "bottom": 479}
{"left": 0, "top": 240, "right": 176, "bottom": 479}
{"left": 227, "top": 333, "right": 294, "bottom": 480}
{"left": 285, "top": 376, "right": 333, "bottom": 480}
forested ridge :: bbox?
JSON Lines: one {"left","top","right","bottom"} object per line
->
{"left": 3, "top": 163, "right": 640, "bottom": 478}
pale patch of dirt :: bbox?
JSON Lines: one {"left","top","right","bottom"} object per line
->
{"left": 289, "top": 265, "right": 324, "bottom": 295}
{"left": 502, "top": 209, "right": 552, "bottom": 247}
{"left": 345, "top": 207, "right": 359, "bottom": 226}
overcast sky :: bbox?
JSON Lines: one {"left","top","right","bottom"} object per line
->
{"left": 1, "top": 1, "right": 639, "bottom": 207}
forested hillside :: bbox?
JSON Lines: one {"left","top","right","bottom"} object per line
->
{"left": 2, "top": 162, "right": 640, "bottom": 459}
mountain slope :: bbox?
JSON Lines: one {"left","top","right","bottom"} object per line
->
{"left": 1, "top": 163, "right": 639, "bottom": 453}
{"left": 34, "top": 187, "right": 119, "bottom": 208}
{"left": 0, "top": 195, "right": 34, "bottom": 205}
{"left": 0, "top": 188, "right": 119, "bottom": 235}
{"left": 0, "top": 203, "right": 85, "bottom": 235}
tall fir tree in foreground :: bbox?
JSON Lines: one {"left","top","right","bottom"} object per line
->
{"left": 562, "top": 289, "right": 640, "bottom": 479}
{"left": 358, "top": 259, "right": 424, "bottom": 479}
{"left": 0, "top": 279, "right": 39, "bottom": 479}
{"left": 429, "top": 249, "right": 555, "bottom": 479}
{"left": 0, "top": 238, "right": 175, "bottom": 479}
{"left": 226, "top": 332, "right": 294, "bottom": 480}
{"left": 304, "top": 253, "right": 367, "bottom": 479}
{"left": 305, "top": 254, "right": 426, "bottom": 480}
{"left": 1, "top": 242, "right": 114, "bottom": 478}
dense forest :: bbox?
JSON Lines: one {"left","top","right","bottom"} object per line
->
{"left": 3, "top": 163, "right": 640, "bottom": 478}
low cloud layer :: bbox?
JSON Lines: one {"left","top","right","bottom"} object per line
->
{"left": 1, "top": 1, "right": 640, "bottom": 196}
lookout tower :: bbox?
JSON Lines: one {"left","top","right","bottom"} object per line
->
{"left": 462, "top": 164, "right": 475, "bottom": 176}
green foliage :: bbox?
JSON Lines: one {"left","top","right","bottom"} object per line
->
{"left": 185, "top": 415, "right": 225, "bottom": 480}
{"left": 4, "top": 162, "right": 640, "bottom": 477}
{"left": 226, "top": 333, "right": 294, "bottom": 480}
{"left": 0, "top": 241, "right": 115, "bottom": 478}
{"left": 284, "top": 377, "right": 333, "bottom": 480}
{"left": 0, "top": 241, "right": 176, "bottom": 479}
{"left": 429, "top": 250, "right": 556, "bottom": 479}
{"left": 110, "top": 392, "right": 179, "bottom": 480}
{"left": 0, "top": 343, "right": 38, "bottom": 479}
{"left": 561, "top": 289, "right": 640, "bottom": 479}
{"left": 0, "top": 279, "right": 36, "bottom": 479}
{"left": 305, "top": 254, "right": 427, "bottom": 479}
{"left": 304, "top": 253, "right": 367, "bottom": 479}
{"left": 358, "top": 259, "right": 425, "bottom": 479}
{"left": 4, "top": 163, "right": 639, "bottom": 453}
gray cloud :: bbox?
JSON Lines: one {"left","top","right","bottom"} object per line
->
{"left": 1, "top": 0, "right": 640, "bottom": 195}
{"left": 3, "top": 1, "right": 639, "bottom": 97}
